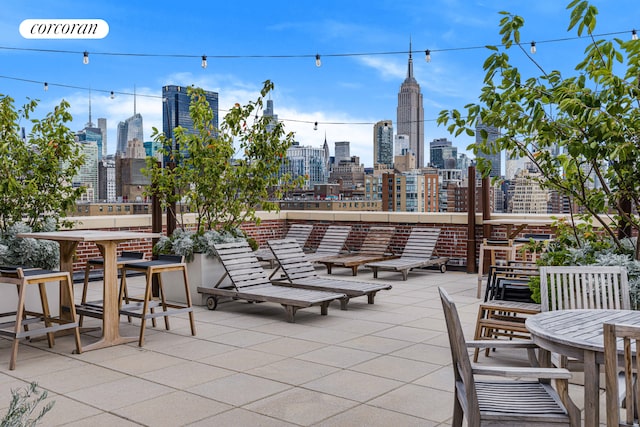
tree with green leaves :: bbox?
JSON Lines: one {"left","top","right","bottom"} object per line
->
{"left": 145, "top": 80, "right": 301, "bottom": 235}
{"left": 438, "top": 0, "right": 640, "bottom": 258}
{"left": 0, "top": 95, "right": 85, "bottom": 233}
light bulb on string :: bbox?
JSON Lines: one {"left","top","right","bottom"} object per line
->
{"left": 633, "top": 29, "right": 638, "bottom": 41}
{"left": 315, "top": 54, "right": 321, "bottom": 67}
{"left": 425, "top": 50, "right": 431, "bottom": 63}
{"left": 313, "top": 122, "right": 318, "bottom": 130}
{"left": 110, "top": 91, "right": 115, "bottom": 99}
{"left": 201, "top": 55, "right": 207, "bottom": 69}
{"left": 530, "top": 42, "right": 537, "bottom": 54}
{"left": 44, "top": 82, "right": 48, "bottom": 92}
{"left": 83, "top": 51, "right": 89, "bottom": 64}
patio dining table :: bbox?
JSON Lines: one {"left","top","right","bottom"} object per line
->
{"left": 17, "top": 230, "right": 160, "bottom": 352}
{"left": 526, "top": 309, "right": 640, "bottom": 427}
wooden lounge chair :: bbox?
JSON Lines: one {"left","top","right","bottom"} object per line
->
{"left": 267, "top": 238, "right": 392, "bottom": 306}
{"left": 316, "top": 226, "right": 396, "bottom": 276}
{"left": 438, "top": 287, "right": 580, "bottom": 427}
{"left": 304, "top": 225, "right": 351, "bottom": 263}
{"left": 197, "top": 240, "right": 347, "bottom": 322}
{"left": 364, "top": 228, "right": 448, "bottom": 280}
{"left": 255, "top": 224, "right": 313, "bottom": 268}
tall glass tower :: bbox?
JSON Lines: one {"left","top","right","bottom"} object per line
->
{"left": 396, "top": 44, "right": 424, "bottom": 168}
{"left": 373, "top": 120, "right": 394, "bottom": 168}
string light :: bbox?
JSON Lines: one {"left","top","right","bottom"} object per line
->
{"left": 110, "top": 91, "right": 115, "bottom": 99}
{"left": 425, "top": 49, "right": 431, "bottom": 63}
{"left": 313, "top": 122, "right": 318, "bottom": 130}
{"left": 201, "top": 55, "right": 207, "bottom": 69}
{"left": 633, "top": 29, "right": 638, "bottom": 41}
{"left": 43, "top": 82, "right": 48, "bottom": 92}
{"left": 315, "top": 54, "right": 321, "bottom": 67}
{"left": 530, "top": 41, "right": 537, "bottom": 54}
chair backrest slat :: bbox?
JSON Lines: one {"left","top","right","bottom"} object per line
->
{"left": 540, "top": 266, "right": 630, "bottom": 311}
{"left": 314, "top": 226, "right": 351, "bottom": 255}
{"left": 400, "top": 228, "right": 440, "bottom": 259}
{"left": 285, "top": 224, "right": 313, "bottom": 247}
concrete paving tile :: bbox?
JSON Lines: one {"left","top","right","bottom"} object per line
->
{"left": 29, "top": 364, "right": 128, "bottom": 394}
{"left": 248, "top": 336, "right": 326, "bottom": 357}
{"left": 373, "top": 325, "right": 440, "bottom": 343}
{"left": 188, "top": 372, "right": 291, "bottom": 406}
{"left": 37, "top": 394, "right": 101, "bottom": 427}
{"left": 155, "top": 338, "right": 236, "bottom": 361}
{"left": 368, "top": 383, "right": 455, "bottom": 422}
{"left": 186, "top": 408, "right": 297, "bottom": 426}
{"left": 338, "top": 334, "right": 414, "bottom": 354}
{"left": 63, "top": 412, "right": 140, "bottom": 427}
{"left": 208, "top": 329, "right": 280, "bottom": 347}
{"left": 244, "top": 388, "right": 357, "bottom": 426}
{"left": 97, "top": 349, "right": 184, "bottom": 374}
{"left": 317, "top": 403, "right": 436, "bottom": 427}
{"left": 0, "top": 353, "right": 86, "bottom": 377}
{"left": 352, "top": 354, "right": 441, "bottom": 382}
{"left": 199, "top": 348, "right": 286, "bottom": 371}
{"left": 140, "top": 360, "right": 233, "bottom": 388}
{"left": 390, "top": 342, "right": 453, "bottom": 366}
{"left": 289, "top": 326, "right": 360, "bottom": 344}
{"left": 113, "top": 390, "right": 231, "bottom": 425}
{"left": 303, "top": 370, "right": 403, "bottom": 402}
{"left": 295, "top": 345, "right": 378, "bottom": 368}
{"left": 247, "top": 358, "right": 340, "bottom": 385}
{"left": 65, "top": 376, "right": 173, "bottom": 411}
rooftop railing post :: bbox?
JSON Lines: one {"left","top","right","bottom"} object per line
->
{"left": 482, "top": 175, "right": 491, "bottom": 274}
{"left": 467, "top": 165, "right": 477, "bottom": 274}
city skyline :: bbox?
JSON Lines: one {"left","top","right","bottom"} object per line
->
{"left": 1, "top": 1, "right": 637, "bottom": 167}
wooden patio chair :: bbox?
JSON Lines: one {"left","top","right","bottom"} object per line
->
{"left": 540, "top": 265, "right": 630, "bottom": 371}
{"left": 438, "top": 287, "right": 579, "bottom": 426}
{"left": 316, "top": 226, "right": 396, "bottom": 276}
{"left": 256, "top": 223, "right": 313, "bottom": 269}
{"left": 304, "top": 225, "right": 351, "bottom": 263}
{"left": 364, "top": 227, "right": 448, "bottom": 280}
{"left": 197, "top": 240, "right": 347, "bottom": 322}
{"left": 267, "top": 238, "right": 392, "bottom": 307}
{"left": 540, "top": 265, "right": 630, "bottom": 312}
{"left": 603, "top": 322, "right": 640, "bottom": 427}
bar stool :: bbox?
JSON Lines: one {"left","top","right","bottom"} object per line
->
{"left": 79, "top": 251, "right": 146, "bottom": 326}
{"left": 119, "top": 255, "right": 196, "bottom": 346}
{"left": 0, "top": 267, "right": 82, "bottom": 370}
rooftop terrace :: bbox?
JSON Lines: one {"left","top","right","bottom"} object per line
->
{"left": 0, "top": 265, "right": 605, "bottom": 426}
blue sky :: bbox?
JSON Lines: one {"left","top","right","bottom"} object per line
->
{"left": 1, "top": 1, "right": 637, "bottom": 167}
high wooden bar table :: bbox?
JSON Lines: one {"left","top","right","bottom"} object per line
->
{"left": 17, "top": 230, "right": 160, "bottom": 352}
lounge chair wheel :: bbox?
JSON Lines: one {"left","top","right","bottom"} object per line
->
{"left": 206, "top": 296, "right": 218, "bottom": 311}
{"left": 440, "top": 264, "right": 447, "bottom": 273}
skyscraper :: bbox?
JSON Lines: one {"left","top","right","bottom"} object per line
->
{"left": 116, "top": 93, "right": 144, "bottom": 156}
{"left": 263, "top": 99, "right": 278, "bottom": 133}
{"left": 162, "top": 85, "right": 219, "bottom": 152}
{"left": 430, "top": 138, "right": 457, "bottom": 169}
{"left": 373, "top": 120, "right": 393, "bottom": 168}
{"left": 475, "top": 120, "right": 502, "bottom": 178}
{"left": 97, "top": 118, "right": 107, "bottom": 158}
{"left": 397, "top": 44, "right": 425, "bottom": 168}
{"left": 334, "top": 141, "right": 350, "bottom": 164}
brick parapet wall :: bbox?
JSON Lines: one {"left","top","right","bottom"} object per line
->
{"left": 66, "top": 212, "right": 568, "bottom": 272}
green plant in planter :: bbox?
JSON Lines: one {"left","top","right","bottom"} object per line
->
{"left": 144, "top": 80, "right": 303, "bottom": 256}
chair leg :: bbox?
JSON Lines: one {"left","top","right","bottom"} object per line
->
{"left": 156, "top": 272, "right": 170, "bottom": 331}
{"left": 37, "top": 282, "right": 55, "bottom": 348}
{"left": 118, "top": 270, "right": 132, "bottom": 323}
{"left": 138, "top": 272, "right": 154, "bottom": 346}
{"left": 182, "top": 268, "right": 196, "bottom": 336}
{"left": 62, "top": 275, "right": 82, "bottom": 354}
{"left": 10, "top": 283, "right": 27, "bottom": 370}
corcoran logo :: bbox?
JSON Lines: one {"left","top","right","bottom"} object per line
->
{"left": 20, "top": 19, "right": 109, "bottom": 39}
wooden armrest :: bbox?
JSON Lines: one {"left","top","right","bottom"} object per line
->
{"left": 466, "top": 339, "right": 536, "bottom": 349}
{"left": 472, "top": 365, "right": 572, "bottom": 380}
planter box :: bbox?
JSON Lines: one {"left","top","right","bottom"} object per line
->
{"left": 161, "top": 253, "right": 231, "bottom": 306}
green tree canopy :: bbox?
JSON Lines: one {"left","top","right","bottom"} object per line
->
{"left": 438, "top": 0, "right": 640, "bottom": 256}
{"left": 0, "top": 95, "right": 84, "bottom": 232}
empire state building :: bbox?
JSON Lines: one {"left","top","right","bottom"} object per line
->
{"left": 396, "top": 46, "right": 425, "bottom": 168}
